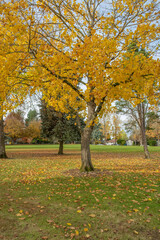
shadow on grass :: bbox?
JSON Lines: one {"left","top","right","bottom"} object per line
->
{"left": 0, "top": 173, "right": 159, "bottom": 240}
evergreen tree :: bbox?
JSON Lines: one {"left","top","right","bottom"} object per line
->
{"left": 25, "top": 109, "right": 38, "bottom": 126}
{"left": 40, "top": 101, "right": 83, "bottom": 154}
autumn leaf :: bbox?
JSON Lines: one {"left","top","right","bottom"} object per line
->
{"left": 84, "top": 228, "right": 88, "bottom": 232}
{"left": 16, "top": 213, "right": 22, "bottom": 217}
{"left": 47, "top": 219, "right": 54, "bottom": 223}
{"left": 75, "top": 230, "right": 79, "bottom": 236}
{"left": 8, "top": 208, "right": 13, "bottom": 212}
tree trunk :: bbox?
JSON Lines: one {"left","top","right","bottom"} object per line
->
{"left": 138, "top": 103, "right": 150, "bottom": 159}
{"left": 80, "top": 101, "right": 96, "bottom": 172}
{"left": 58, "top": 140, "right": 63, "bottom": 155}
{"left": 0, "top": 117, "right": 7, "bottom": 158}
{"left": 81, "top": 127, "right": 94, "bottom": 171}
{"left": 141, "top": 124, "right": 150, "bottom": 158}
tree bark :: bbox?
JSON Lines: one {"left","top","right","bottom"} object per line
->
{"left": 138, "top": 103, "right": 150, "bottom": 159}
{"left": 80, "top": 101, "right": 96, "bottom": 171}
{"left": 0, "top": 117, "right": 7, "bottom": 158}
{"left": 58, "top": 140, "right": 63, "bottom": 155}
{"left": 81, "top": 127, "right": 94, "bottom": 171}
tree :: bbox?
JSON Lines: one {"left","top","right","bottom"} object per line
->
{"left": 91, "top": 123, "right": 104, "bottom": 144}
{"left": 116, "top": 99, "right": 156, "bottom": 158}
{"left": 116, "top": 100, "right": 150, "bottom": 157}
{"left": 4, "top": 111, "right": 25, "bottom": 144}
{"left": 25, "top": 109, "right": 39, "bottom": 126}
{"left": 111, "top": 113, "right": 121, "bottom": 144}
{"left": 25, "top": 120, "right": 41, "bottom": 142}
{"left": 146, "top": 111, "right": 160, "bottom": 144}
{"left": 115, "top": 41, "right": 160, "bottom": 157}
{"left": 0, "top": 0, "right": 31, "bottom": 157}
{"left": 100, "top": 114, "right": 112, "bottom": 141}
{"left": 130, "top": 128, "right": 141, "bottom": 145}
{"left": 24, "top": 0, "right": 160, "bottom": 170}
{"left": 118, "top": 130, "right": 128, "bottom": 141}
{"left": 40, "top": 101, "right": 82, "bottom": 154}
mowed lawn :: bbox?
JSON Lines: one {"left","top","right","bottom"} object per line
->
{"left": 0, "top": 145, "right": 160, "bottom": 240}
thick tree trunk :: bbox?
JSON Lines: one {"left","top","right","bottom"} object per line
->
{"left": 0, "top": 117, "right": 7, "bottom": 158}
{"left": 81, "top": 127, "right": 94, "bottom": 171}
{"left": 80, "top": 101, "right": 96, "bottom": 172}
{"left": 58, "top": 140, "right": 63, "bottom": 155}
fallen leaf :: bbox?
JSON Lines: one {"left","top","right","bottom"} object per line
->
{"left": 47, "top": 219, "right": 54, "bottom": 223}
{"left": 16, "top": 213, "right": 22, "bottom": 217}
{"left": 75, "top": 230, "right": 79, "bottom": 236}
{"left": 8, "top": 208, "right": 13, "bottom": 212}
{"left": 84, "top": 228, "right": 88, "bottom": 232}
{"left": 86, "top": 234, "right": 90, "bottom": 238}
{"left": 133, "top": 209, "right": 139, "bottom": 212}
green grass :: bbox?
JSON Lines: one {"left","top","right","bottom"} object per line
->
{"left": 6, "top": 144, "right": 160, "bottom": 153}
{"left": 0, "top": 147, "right": 160, "bottom": 239}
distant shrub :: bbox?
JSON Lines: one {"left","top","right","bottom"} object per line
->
{"left": 147, "top": 139, "right": 157, "bottom": 146}
{"left": 117, "top": 139, "right": 126, "bottom": 145}
{"left": 31, "top": 138, "right": 51, "bottom": 144}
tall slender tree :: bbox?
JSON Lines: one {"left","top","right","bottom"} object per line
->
{"left": 116, "top": 100, "right": 150, "bottom": 158}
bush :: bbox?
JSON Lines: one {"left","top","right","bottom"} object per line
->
{"left": 117, "top": 139, "right": 126, "bottom": 145}
{"left": 147, "top": 139, "right": 157, "bottom": 146}
{"left": 31, "top": 138, "right": 51, "bottom": 144}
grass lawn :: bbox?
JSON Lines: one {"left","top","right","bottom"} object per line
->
{"left": 0, "top": 145, "right": 160, "bottom": 239}
{"left": 6, "top": 144, "right": 160, "bottom": 152}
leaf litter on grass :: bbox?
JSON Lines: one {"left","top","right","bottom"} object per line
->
{"left": 0, "top": 149, "right": 159, "bottom": 239}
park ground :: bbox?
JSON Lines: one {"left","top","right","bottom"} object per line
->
{"left": 0, "top": 145, "right": 160, "bottom": 240}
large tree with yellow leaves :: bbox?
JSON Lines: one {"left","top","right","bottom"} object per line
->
{"left": 25, "top": 0, "right": 160, "bottom": 171}
{"left": 2, "top": 1, "right": 159, "bottom": 168}
{"left": 0, "top": 1, "right": 30, "bottom": 158}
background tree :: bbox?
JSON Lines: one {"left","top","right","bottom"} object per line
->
{"left": 40, "top": 101, "right": 82, "bottom": 154}
{"left": 25, "top": 120, "right": 41, "bottom": 143}
{"left": 100, "top": 114, "right": 112, "bottom": 142}
{"left": 4, "top": 111, "right": 25, "bottom": 144}
{"left": 111, "top": 114, "right": 122, "bottom": 144}
{"left": 129, "top": 128, "right": 141, "bottom": 145}
{"left": 91, "top": 123, "right": 104, "bottom": 144}
{"left": 25, "top": 109, "right": 39, "bottom": 126}
{"left": 146, "top": 111, "right": 160, "bottom": 145}
{"left": 116, "top": 99, "right": 158, "bottom": 158}
{"left": 117, "top": 129, "right": 128, "bottom": 145}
